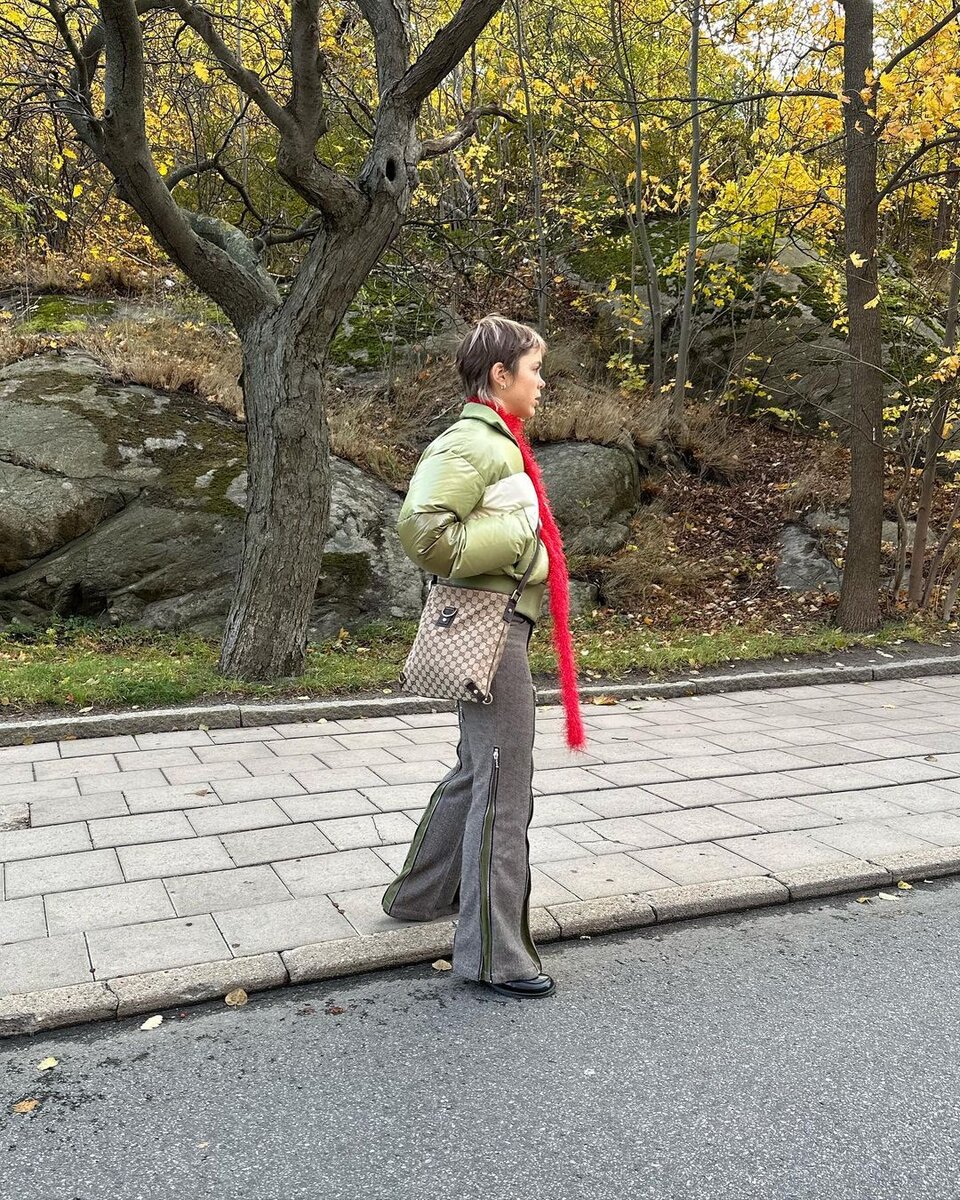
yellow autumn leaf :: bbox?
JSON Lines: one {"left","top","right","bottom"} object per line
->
{"left": 225, "top": 988, "right": 248, "bottom": 1007}
{"left": 879, "top": 73, "right": 896, "bottom": 94}
{"left": 849, "top": 252, "right": 867, "bottom": 268}
{"left": 72, "top": 183, "right": 83, "bottom": 198}
{"left": 12, "top": 1099, "right": 39, "bottom": 1113}
{"left": 431, "top": 959, "right": 453, "bottom": 971}
{"left": 897, "top": 880, "right": 913, "bottom": 890}
{"left": 63, "top": 147, "right": 78, "bottom": 160}
{"left": 36, "top": 1057, "right": 58, "bottom": 1072}
{"left": 53, "top": 209, "right": 67, "bottom": 222}
{"left": 140, "top": 1014, "right": 163, "bottom": 1030}
{"left": 590, "top": 695, "right": 618, "bottom": 706}
{"left": 863, "top": 295, "right": 880, "bottom": 309}
{"left": 193, "top": 61, "right": 210, "bottom": 82}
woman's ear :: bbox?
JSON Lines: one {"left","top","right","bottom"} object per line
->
{"left": 490, "top": 361, "right": 509, "bottom": 391}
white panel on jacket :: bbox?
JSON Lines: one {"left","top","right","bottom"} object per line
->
{"left": 468, "top": 472, "right": 539, "bottom": 534}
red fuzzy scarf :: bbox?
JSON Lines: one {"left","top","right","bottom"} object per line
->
{"left": 471, "top": 396, "right": 586, "bottom": 751}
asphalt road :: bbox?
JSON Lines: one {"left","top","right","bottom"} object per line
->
{"left": 3, "top": 878, "right": 959, "bottom": 1200}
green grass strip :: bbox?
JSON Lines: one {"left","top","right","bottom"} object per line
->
{"left": 0, "top": 614, "right": 943, "bottom": 715}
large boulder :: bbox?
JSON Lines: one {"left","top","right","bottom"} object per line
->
{"left": 0, "top": 351, "right": 423, "bottom": 639}
{"left": 776, "top": 526, "right": 841, "bottom": 592}
{"left": 537, "top": 441, "right": 641, "bottom": 555}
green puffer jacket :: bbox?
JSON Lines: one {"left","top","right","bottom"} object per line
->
{"left": 397, "top": 402, "right": 549, "bottom": 624}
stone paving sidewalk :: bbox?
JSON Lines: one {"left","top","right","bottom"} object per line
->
{"left": 5, "top": 671, "right": 960, "bottom": 1034}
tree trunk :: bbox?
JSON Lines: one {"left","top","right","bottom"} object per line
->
{"left": 219, "top": 316, "right": 332, "bottom": 678}
{"left": 671, "top": 0, "right": 701, "bottom": 427}
{"left": 907, "top": 228, "right": 960, "bottom": 605}
{"left": 514, "top": 0, "right": 549, "bottom": 332}
{"left": 837, "top": 0, "right": 883, "bottom": 632}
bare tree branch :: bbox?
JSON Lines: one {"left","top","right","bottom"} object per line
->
{"left": 881, "top": 3, "right": 960, "bottom": 79}
{"left": 96, "top": 0, "right": 277, "bottom": 324}
{"left": 879, "top": 130, "right": 960, "bottom": 200}
{"left": 166, "top": 1, "right": 298, "bottom": 138}
{"left": 419, "top": 104, "right": 517, "bottom": 157}
{"left": 388, "top": 0, "right": 505, "bottom": 113}
{"left": 356, "top": 0, "right": 411, "bottom": 97}
{"left": 163, "top": 0, "right": 364, "bottom": 222}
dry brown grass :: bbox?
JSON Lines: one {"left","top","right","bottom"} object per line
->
{"left": 0, "top": 324, "right": 49, "bottom": 366}
{"left": 576, "top": 502, "right": 722, "bottom": 611}
{"left": 81, "top": 321, "right": 243, "bottom": 415}
{"left": 673, "top": 402, "right": 751, "bottom": 481}
{"left": 0, "top": 249, "right": 164, "bottom": 296}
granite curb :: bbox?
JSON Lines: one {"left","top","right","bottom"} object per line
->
{"left": 4, "top": 847, "right": 959, "bottom": 1037}
{"left": 3, "top": 652, "right": 960, "bottom": 746}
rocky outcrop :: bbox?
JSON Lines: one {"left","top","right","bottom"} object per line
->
{"left": 537, "top": 441, "right": 641, "bottom": 556}
{"left": 0, "top": 351, "right": 423, "bottom": 639}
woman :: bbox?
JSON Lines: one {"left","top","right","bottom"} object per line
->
{"left": 382, "top": 314, "right": 585, "bottom": 999}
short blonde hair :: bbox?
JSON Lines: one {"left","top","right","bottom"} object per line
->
{"left": 455, "top": 314, "right": 546, "bottom": 401}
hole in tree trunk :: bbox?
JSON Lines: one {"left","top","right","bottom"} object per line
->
{"left": 385, "top": 157, "right": 397, "bottom": 182}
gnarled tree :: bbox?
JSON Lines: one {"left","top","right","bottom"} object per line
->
{"left": 9, "top": 0, "right": 505, "bottom": 678}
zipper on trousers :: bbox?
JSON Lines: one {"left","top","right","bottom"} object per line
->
{"left": 479, "top": 746, "right": 500, "bottom": 981}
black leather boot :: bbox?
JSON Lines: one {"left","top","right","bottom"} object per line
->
{"left": 488, "top": 973, "right": 556, "bottom": 998}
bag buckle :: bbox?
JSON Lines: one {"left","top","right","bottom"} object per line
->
{"left": 436, "top": 605, "right": 458, "bottom": 628}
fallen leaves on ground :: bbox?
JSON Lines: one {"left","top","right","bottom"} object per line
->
{"left": 36, "top": 1057, "right": 57, "bottom": 1072}
{"left": 224, "top": 988, "right": 248, "bottom": 1007}
{"left": 897, "top": 880, "right": 913, "bottom": 890}
{"left": 432, "top": 959, "right": 453, "bottom": 971}
{"left": 140, "top": 1014, "right": 163, "bottom": 1030}
{"left": 12, "top": 1099, "right": 40, "bottom": 1113}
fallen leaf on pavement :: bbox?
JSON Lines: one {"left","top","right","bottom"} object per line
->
{"left": 878, "top": 892, "right": 899, "bottom": 901}
{"left": 36, "top": 1057, "right": 57, "bottom": 1072}
{"left": 225, "top": 988, "right": 248, "bottom": 1007}
{"left": 12, "top": 1099, "right": 40, "bottom": 1113}
{"left": 140, "top": 1014, "right": 163, "bottom": 1030}
{"left": 432, "top": 959, "right": 453, "bottom": 971}
{"left": 897, "top": 880, "right": 913, "bottom": 890}
{"left": 590, "top": 696, "right": 617, "bottom": 706}
{"left": 855, "top": 896, "right": 871, "bottom": 904}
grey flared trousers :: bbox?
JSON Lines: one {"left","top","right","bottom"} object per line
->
{"left": 381, "top": 615, "right": 541, "bottom": 984}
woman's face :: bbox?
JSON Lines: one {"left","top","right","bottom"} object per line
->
{"left": 491, "top": 347, "right": 545, "bottom": 421}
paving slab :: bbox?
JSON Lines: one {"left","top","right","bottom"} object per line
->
{"left": 214, "top": 895, "right": 354, "bottom": 955}
{"left": 45, "top": 879, "right": 176, "bottom": 935}
{"left": 165, "top": 864, "right": 291, "bottom": 917}
{"left": 632, "top": 842, "right": 765, "bottom": 886}
{"left": 117, "top": 836, "right": 232, "bottom": 881}
{"left": 273, "top": 848, "right": 395, "bottom": 897}
{"left": 219, "top": 822, "right": 335, "bottom": 867}
{"left": 187, "top": 799, "right": 291, "bottom": 836}
{"left": 86, "top": 914, "right": 229, "bottom": 979}
{"left": 29, "top": 792, "right": 129, "bottom": 826}
{"left": 0, "top": 821, "right": 91, "bottom": 862}
{"left": 5, "top": 848, "right": 123, "bottom": 899}
{"left": 0, "top": 895, "right": 46, "bottom": 945}
{"left": 537, "top": 853, "right": 675, "bottom": 900}
{"left": 0, "top": 932, "right": 91, "bottom": 993}
{"left": 89, "top": 811, "right": 196, "bottom": 849}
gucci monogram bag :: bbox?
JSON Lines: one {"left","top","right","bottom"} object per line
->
{"left": 400, "top": 536, "right": 541, "bottom": 705}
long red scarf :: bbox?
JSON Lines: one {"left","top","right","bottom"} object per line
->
{"left": 471, "top": 396, "right": 586, "bottom": 751}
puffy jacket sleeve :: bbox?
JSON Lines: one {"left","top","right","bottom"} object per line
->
{"left": 397, "top": 446, "right": 534, "bottom": 579}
